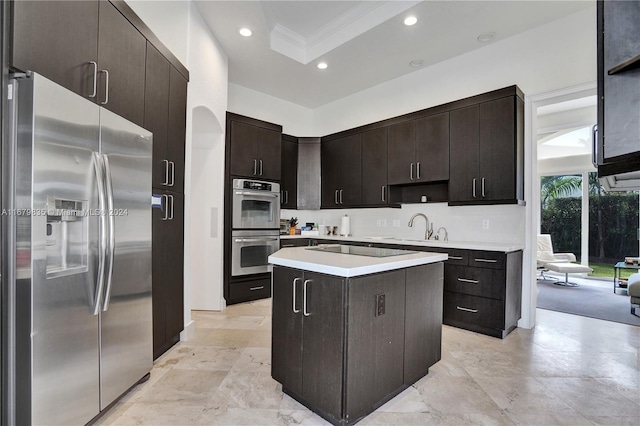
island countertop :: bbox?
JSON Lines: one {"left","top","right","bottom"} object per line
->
{"left": 268, "top": 245, "right": 447, "bottom": 277}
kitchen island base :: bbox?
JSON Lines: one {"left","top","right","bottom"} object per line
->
{"left": 271, "top": 259, "right": 444, "bottom": 425}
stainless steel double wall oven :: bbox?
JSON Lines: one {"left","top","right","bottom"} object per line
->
{"left": 231, "top": 178, "right": 280, "bottom": 276}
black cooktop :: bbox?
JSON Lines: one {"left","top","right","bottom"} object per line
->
{"left": 306, "top": 245, "right": 417, "bottom": 258}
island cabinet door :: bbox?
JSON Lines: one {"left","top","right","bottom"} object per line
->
{"left": 345, "top": 270, "right": 406, "bottom": 422}
{"left": 301, "top": 272, "right": 346, "bottom": 421}
{"left": 271, "top": 267, "right": 304, "bottom": 396}
{"left": 404, "top": 263, "right": 444, "bottom": 384}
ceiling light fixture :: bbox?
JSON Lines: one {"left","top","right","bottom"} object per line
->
{"left": 317, "top": 62, "right": 328, "bottom": 70}
{"left": 404, "top": 16, "right": 418, "bottom": 26}
{"left": 239, "top": 27, "right": 253, "bottom": 37}
{"left": 409, "top": 59, "right": 424, "bottom": 68}
{"left": 477, "top": 32, "right": 496, "bottom": 42}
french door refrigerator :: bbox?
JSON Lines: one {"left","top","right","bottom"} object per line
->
{"left": 6, "top": 72, "right": 152, "bottom": 425}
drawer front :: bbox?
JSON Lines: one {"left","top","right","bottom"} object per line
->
{"left": 229, "top": 277, "right": 271, "bottom": 301}
{"left": 469, "top": 250, "right": 505, "bottom": 270}
{"left": 444, "top": 249, "right": 469, "bottom": 266}
{"left": 280, "top": 238, "right": 310, "bottom": 248}
{"left": 443, "top": 291, "right": 505, "bottom": 330}
{"left": 445, "top": 265, "right": 505, "bottom": 300}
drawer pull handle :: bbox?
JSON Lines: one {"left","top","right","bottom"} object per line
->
{"left": 457, "top": 278, "right": 479, "bottom": 284}
{"left": 475, "top": 258, "right": 498, "bottom": 263}
{"left": 281, "top": 244, "right": 294, "bottom": 247}
{"left": 249, "top": 286, "right": 264, "bottom": 291}
{"left": 449, "top": 256, "right": 463, "bottom": 260}
{"left": 456, "top": 306, "right": 478, "bottom": 313}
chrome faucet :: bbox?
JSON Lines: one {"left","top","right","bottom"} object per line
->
{"left": 435, "top": 227, "right": 449, "bottom": 242}
{"left": 408, "top": 213, "right": 430, "bottom": 240}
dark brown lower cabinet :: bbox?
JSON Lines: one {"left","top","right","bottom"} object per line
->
{"left": 443, "top": 250, "right": 522, "bottom": 338}
{"left": 152, "top": 190, "right": 184, "bottom": 359}
{"left": 272, "top": 263, "right": 443, "bottom": 425}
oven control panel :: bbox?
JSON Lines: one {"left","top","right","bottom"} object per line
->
{"left": 233, "top": 178, "right": 278, "bottom": 193}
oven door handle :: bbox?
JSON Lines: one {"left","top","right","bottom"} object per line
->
{"left": 234, "top": 191, "right": 279, "bottom": 198}
{"left": 234, "top": 238, "right": 280, "bottom": 243}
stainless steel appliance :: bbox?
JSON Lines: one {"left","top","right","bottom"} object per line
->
{"left": 6, "top": 73, "right": 152, "bottom": 425}
{"left": 231, "top": 230, "right": 280, "bottom": 276}
{"left": 232, "top": 178, "right": 280, "bottom": 230}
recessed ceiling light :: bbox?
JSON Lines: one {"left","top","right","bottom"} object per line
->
{"left": 477, "top": 32, "right": 496, "bottom": 42}
{"left": 409, "top": 59, "right": 424, "bottom": 68}
{"left": 404, "top": 16, "right": 418, "bottom": 26}
{"left": 239, "top": 27, "right": 252, "bottom": 37}
{"left": 317, "top": 62, "right": 328, "bottom": 70}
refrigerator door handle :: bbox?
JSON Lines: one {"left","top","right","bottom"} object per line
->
{"left": 92, "top": 153, "right": 108, "bottom": 315}
{"left": 102, "top": 155, "right": 116, "bottom": 311}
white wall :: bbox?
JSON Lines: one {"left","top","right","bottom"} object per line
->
{"left": 126, "top": 1, "right": 229, "bottom": 332}
{"left": 228, "top": 83, "right": 314, "bottom": 136}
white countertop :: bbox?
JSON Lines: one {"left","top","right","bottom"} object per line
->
{"left": 280, "top": 234, "right": 523, "bottom": 253}
{"left": 269, "top": 245, "right": 447, "bottom": 277}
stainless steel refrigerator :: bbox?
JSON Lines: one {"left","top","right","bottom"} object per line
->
{"left": 6, "top": 72, "right": 152, "bottom": 425}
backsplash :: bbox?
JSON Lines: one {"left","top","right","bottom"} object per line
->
{"left": 281, "top": 203, "right": 525, "bottom": 244}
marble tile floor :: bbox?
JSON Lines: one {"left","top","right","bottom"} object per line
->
{"left": 98, "top": 300, "right": 640, "bottom": 426}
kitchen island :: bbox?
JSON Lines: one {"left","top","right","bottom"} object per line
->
{"left": 268, "top": 245, "right": 446, "bottom": 425}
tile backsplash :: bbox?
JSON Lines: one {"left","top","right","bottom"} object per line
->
{"left": 282, "top": 202, "right": 525, "bottom": 245}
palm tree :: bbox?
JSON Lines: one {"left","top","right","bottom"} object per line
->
{"left": 540, "top": 175, "right": 581, "bottom": 209}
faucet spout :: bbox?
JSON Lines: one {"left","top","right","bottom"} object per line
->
{"left": 408, "top": 213, "right": 430, "bottom": 240}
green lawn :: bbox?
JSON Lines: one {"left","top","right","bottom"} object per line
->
{"left": 588, "top": 261, "right": 638, "bottom": 279}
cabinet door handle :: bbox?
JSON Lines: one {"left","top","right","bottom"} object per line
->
{"left": 340, "top": 189, "right": 344, "bottom": 204}
{"left": 474, "top": 258, "right": 498, "bottom": 263}
{"left": 100, "top": 69, "right": 109, "bottom": 105}
{"left": 448, "top": 256, "right": 463, "bottom": 260}
{"left": 162, "top": 159, "right": 170, "bottom": 185}
{"left": 292, "top": 277, "right": 301, "bottom": 313}
{"left": 381, "top": 185, "right": 386, "bottom": 202}
{"left": 253, "top": 159, "right": 257, "bottom": 175}
{"left": 169, "top": 161, "right": 175, "bottom": 187}
{"left": 481, "top": 177, "right": 485, "bottom": 198}
{"left": 168, "top": 195, "right": 174, "bottom": 220}
{"left": 592, "top": 124, "right": 599, "bottom": 167}
{"left": 417, "top": 162, "right": 421, "bottom": 180}
{"left": 161, "top": 194, "right": 169, "bottom": 221}
{"left": 285, "top": 190, "right": 289, "bottom": 204}
{"left": 410, "top": 163, "right": 414, "bottom": 181}
{"left": 457, "top": 278, "right": 479, "bottom": 284}
{"left": 456, "top": 306, "right": 478, "bottom": 313}
{"left": 303, "top": 279, "right": 311, "bottom": 316}
{"left": 250, "top": 286, "right": 264, "bottom": 291}
{"left": 259, "top": 159, "right": 263, "bottom": 176}
{"left": 335, "top": 190, "right": 339, "bottom": 205}
{"left": 88, "top": 61, "right": 98, "bottom": 98}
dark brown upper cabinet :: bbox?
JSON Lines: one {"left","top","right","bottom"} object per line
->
{"left": 97, "top": 0, "right": 146, "bottom": 126}
{"left": 388, "top": 113, "right": 449, "bottom": 185}
{"left": 596, "top": 0, "right": 640, "bottom": 176}
{"left": 361, "top": 127, "right": 389, "bottom": 206}
{"left": 449, "top": 95, "right": 524, "bottom": 205}
{"left": 321, "top": 134, "right": 362, "bottom": 208}
{"left": 144, "top": 44, "right": 187, "bottom": 193}
{"left": 12, "top": 0, "right": 100, "bottom": 99}
{"left": 228, "top": 116, "right": 282, "bottom": 181}
{"left": 13, "top": 0, "right": 147, "bottom": 126}
{"left": 281, "top": 135, "right": 298, "bottom": 208}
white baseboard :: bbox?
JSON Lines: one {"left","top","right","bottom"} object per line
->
{"left": 180, "top": 319, "right": 196, "bottom": 341}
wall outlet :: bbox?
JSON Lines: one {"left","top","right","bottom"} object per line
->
{"left": 380, "top": 219, "right": 387, "bottom": 227}
{"left": 482, "top": 219, "right": 490, "bottom": 230}
{"left": 376, "top": 219, "right": 381, "bottom": 227}
{"left": 376, "top": 293, "right": 385, "bottom": 316}
{"left": 392, "top": 219, "right": 401, "bottom": 228}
